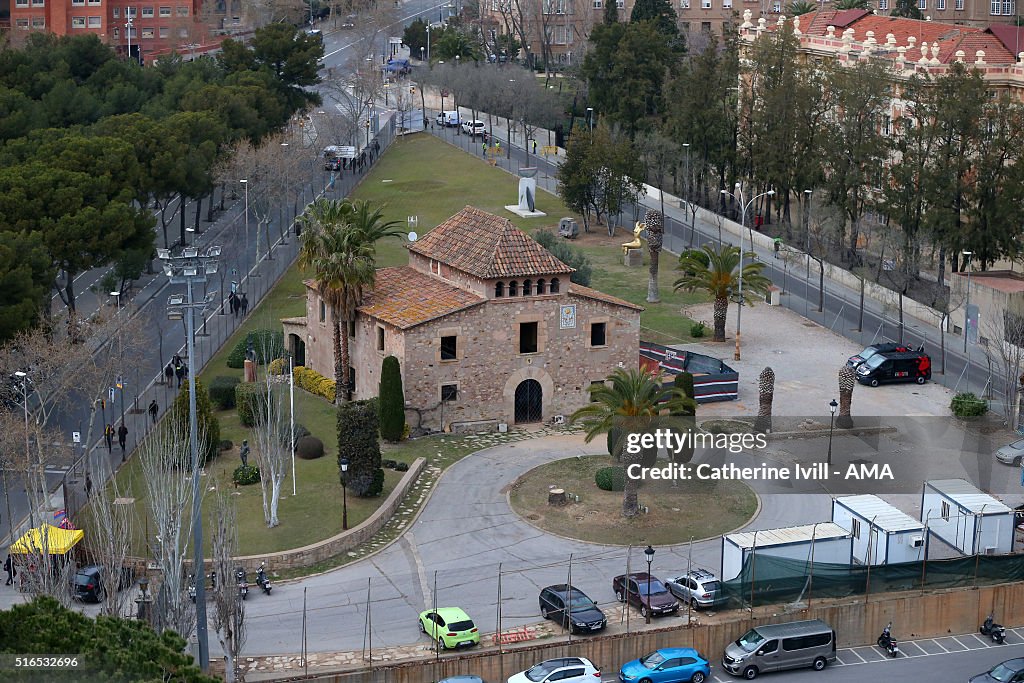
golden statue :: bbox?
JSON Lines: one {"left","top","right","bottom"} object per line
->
{"left": 622, "top": 221, "right": 644, "bottom": 255}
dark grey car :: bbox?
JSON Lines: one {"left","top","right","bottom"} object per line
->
{"left": 969, "top": 657, "right": 1024, "bottom": 682}
{"left": 538, "top": 585, "right": 606, "bottom": 634}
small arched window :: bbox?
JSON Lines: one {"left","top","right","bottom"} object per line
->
{"left": 550, "top": 278, "right": 560, "bottom": 293}
{"left": 522, "top": 279, "right": 532, "bottom": 296}
{"left": 508, "top": 280, "right": 518, "bottom": 296}
{"left": 495, "top": 282, "right": 505, "bottom": 297}
{"left": 536, "top": 279, "right": 546, "bottom": 295}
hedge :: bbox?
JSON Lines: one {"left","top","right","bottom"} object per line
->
{"left": 234, "top": 382, "right": 265, "bottom": 428}
{"left": 227, "top": 330, "right": 284, "bottom": 369}
{"left": 209, "top": 376, "right": 241, "bottom": 410}
{"left": 338, "top": 398, "right": 383, "bottom": 497}
{"left": 268, "top": 358, "right": 288, "bottom": 375}
{"left": 293, "top": 366, "right": 336, "bottom": 402}
{"left": 951, "top": 392, "right": 987, "bottom": 418}
{"left": 595, "top": 466, "right": 626, "bottom": 492}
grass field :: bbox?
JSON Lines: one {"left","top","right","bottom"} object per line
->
{"left": 508, "top": 455, "right": 758, "bottom": 546}
{"left": 97, "top": 133, "right": 708, "bottom": 558}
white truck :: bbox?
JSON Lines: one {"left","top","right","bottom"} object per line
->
{"left": 436, "top": 110, "right": 460, "bottom": 127}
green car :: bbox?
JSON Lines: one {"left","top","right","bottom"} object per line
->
{"left": 418, "top": 607, "right": 480, "bottom": 649}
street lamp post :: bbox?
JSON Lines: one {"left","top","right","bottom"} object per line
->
{"left": 426, "top": 23, "right": 431, "bottom": 63}
{"left": 827, "top": 399, "right": 838, "bottom": 467}
{"left": 340, "top": 457, "right": 350, "bottom": 530}
{"left": 111, "top": 290, "right": 127, "bottom": 459}
{"left": 719, "top": 184, "right": 776, "bottom": 361}
{"left": 963, "top": 250, "right": 973, "bottom": 390}
{"left": 803, "top": 189, "right": 813, "bottom": 254}
{"left": 586, "top": 107, "right": 594, "bottom": 136}
{"left": 644, "top": 545, "right": 655, "bottom": 624}
{"left": 365, "top": 119, "right": 371, "bottom": 148}
{"left": 14, "top": 371, "right": 33, "bottom": 527}
{"left": 158, "top": 244, "right": 222, "bottom": 674}
{"left": 240, "top": 179, "right": 249, "bottom": 259}
{"left": 126, "top": 12, "right": 133, "bottom": 63}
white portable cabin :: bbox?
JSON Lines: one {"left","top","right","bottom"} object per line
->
{"left": 920, "top": 479, "right": 1014, "bottom": 555}
{"left": 721, "top": 523, "right": 854, "bottom": 581}
{"left": 832, "top": 495, "right": 925, "bottom": 565}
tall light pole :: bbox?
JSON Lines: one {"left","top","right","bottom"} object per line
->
{"left": 126, "top": 11, "right": 133, "bottom": 63}
{"left": 963, "top": 250, "right": 973, "bottom": 391}
{"left": 644, "top": 545, "right": 655, "bottom": 624}
{"left": 803, "top": 189, "right": 813, "bottom": 254}
{"left": 827, "top": 399, "right": 837, "bottom": 467}
{"left": 158, "top": 244, "right": 222, "bottom": 674}
{"left": 240, "top": 179, "right": 249, "bottom": 259}
{"left": 426, "top": 23, "right": 430, "bottom": 63}
{"left": 340, "top": 457, "right": 350, "bottom": 530}
{"left": 112, "top": 290, "right": 126, "bottom": 459}
{"left": 720, "top": 184, "right": 775, "bottom": 360}
{"left": 14, "top": 371, "right": 33, "bottom": 527}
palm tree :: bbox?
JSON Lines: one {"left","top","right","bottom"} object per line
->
{"left": 297, "top": 199, "right": 402, "bottom": 402}
{"left": 570, "top": 367, "right": 696, "bottom": 518}
{"left": 788, "top": 0, "right": 816, "bottom": 14}
{"left": 645, "top": 209, "right": 664, "bottom": 304}
{"left": 837, "top": 365, "right": 856, "bottom": 428}
{"left": 673, "top": 244, "right": 771, "bottom": 343}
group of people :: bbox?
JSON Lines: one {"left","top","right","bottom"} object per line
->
{"left": 164, "top": 354, "right": 189, "bottom": 388}
{"left": 103, "top": 422, "right": 129, "bottom": 456}
{"left": 228, "top": 292, "right": 249, "bottom": 317}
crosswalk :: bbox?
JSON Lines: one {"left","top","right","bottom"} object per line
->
{"left": 600, "top": 627, "right": 1024, "bottom": 682}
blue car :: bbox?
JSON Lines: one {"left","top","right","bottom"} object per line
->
{"left": 619, "top": 648, "right": 710, "bottom": 683}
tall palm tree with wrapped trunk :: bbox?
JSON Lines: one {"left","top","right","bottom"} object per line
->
{"left": 298, "top": 198, "right": 402, "bottom": 402}
{"left": 674, "top": 244, "right": 771, "bottom": 343}
{"left": 645, "top": 209, "right": 664, "bottom": 303}
{"left": 571, "top": 367, "right": 695, "bottom": 518}
{"left": 755, "top": 366, "right": 775, "bottom": 433}
{"left": 837, "top": 365, "right": 856, "bottom": 428}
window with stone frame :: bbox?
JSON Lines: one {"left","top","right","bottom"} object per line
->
{"left": 319, "top": 300, "right": 326, "bottom": 323}
{"left": 536, "top": 279, "right": 546, "bottom": 294}
{"left": 376, "top": 326, "right": 385, "bottom": 352}
{"left": 589, "top": 380, "right": 604, "bottom": 401}
{"left": 441, "top": 384, "right": 458, "bottom": 402}
{"left": 520, "top": 322, "right": 539, "bottom": 354}
{"left": 590, "top": 321, "right": 607, "bottom": 347}
{"left": 495, "top": 281, "right": 505, "bottom": 297}
{"left": 549, "top": 278, "right": 560, "bottom": 293}
{"left": 522, "top": 279, "right": 533, "bottom": 296}
{"left": 440, "top": 335, "right": 457, "bottom": 360}
{"left": 349, "top": 366, "right": 356, "bottom": 394}
{"left": 509, "top": 280, "right": 519, "bottom": 296}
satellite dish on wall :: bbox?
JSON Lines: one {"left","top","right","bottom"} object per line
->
{"left": 408, "top": 231, "right": 418, "bottom": 242}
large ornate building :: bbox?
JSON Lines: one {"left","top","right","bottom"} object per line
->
{"left": 282, "top": 206, "right": 642, "bottom": 432}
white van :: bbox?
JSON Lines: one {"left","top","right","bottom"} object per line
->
{"left": 436, "top": 111, "right": 460, "bottom": 127}
{"left": 722, "top": 619, "right": 836, "bottom": 679}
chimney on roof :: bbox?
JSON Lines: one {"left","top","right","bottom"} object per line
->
{"left": 975, "top": 50, "right": 986, "bottom": 65}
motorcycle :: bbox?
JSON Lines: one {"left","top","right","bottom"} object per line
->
{"left": 981, "top": 614, "right": 1006, "bottom": 644}
{"left": 256, "top": 561, "right": 272, "bottom": 595}
{"left": 235, "top": 567, "right": 248, "bottom": 601}
{"left": 877, "top": 622, "right": 899, "bottom": 657}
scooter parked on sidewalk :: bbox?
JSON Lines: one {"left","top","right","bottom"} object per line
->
{"left": 877, "top": 622, "right": 899, "bottom": 657}
{"left": 981, "top": 614, "right": 1006, "bottom": 644}
{"left": 235, "top": 567, "right": 248, "bottom": 601}
{"left": 255, "top": 561, "right": 272, "bottom": 595}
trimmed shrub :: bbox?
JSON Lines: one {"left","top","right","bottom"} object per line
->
{"left": 690, "top": 322, "right": 706, "bottom": 338}
{"left": 338, "top": 398, "right": 383, "bottom": 497}
{"left": 232, "top": 464, "right": 261, "bottom": 485}
{"left": 168, "top": 380, "right": 220, "bottom": 466}
{"left": 951, "top": 392, "right": 987, "bottom": 418}
{"left": 291, "top": 423, "right": 311, "bottom": 443}
{"left": 234, "top": 382, "right": 265, "bottom": 428}
{"left": 394, "top": 461, "right": 409, "bottom": 472}
{"left": 218, "top": 440, "right": 233, "bottom": 452}
{"left": 295, "top": 435, "right": 325, "bottom": 460}
{"left": 268, "top": 358, "right": 288, "bottom": 375}
{"left": 227, "top": 330, "right": 284, "bottom": 369}
{"left": 382, "top": 459, "right": 398, "bottom": 469}
{"left": 209, "top": 375, "right": 241, "bottom": 410}
{"left": 533, "top": 229, "right": 593, "bottom": 286}
{"left": 378, "top": 356, "right": 406, "bottom": 442}
{"left": 595, "top": 466, "right": 626, "bottom": 492}
{"left": 293, "top": 366, "right": 336, "bottom": 402}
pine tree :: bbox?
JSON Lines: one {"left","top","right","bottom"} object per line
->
{"left": 630, "top": 0, "right": 680, "bottom": 41}
{"left": 337, "top": 398, "right": 384, "bottom": 497}
{"left": 378, "top": 355, "right": 405, "bottom": 442}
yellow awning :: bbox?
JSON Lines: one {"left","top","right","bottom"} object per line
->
{"left": 10, "top": 524, "right": 84, "bottom": 555}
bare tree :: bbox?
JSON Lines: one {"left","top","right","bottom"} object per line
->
{"left": 210, "top": 488, "right": 246, "bottom": 683}
{"left": 12, "top": 523, "right": 76, "bottom": 608}
{"left": 984, "top": 310, "right": 1024, "bottom": 428}
{"left": 140, "top": 422, "right": 201, "bottom": 640}
{"left": 252, "top": 366, "right": 289, "bottom": 528}
{"left": 85, "top": 475, "right": 135, "bottom": 618}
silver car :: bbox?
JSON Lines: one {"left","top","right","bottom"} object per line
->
{"left": 666, "top": 568, "right": 725, "bottom": 610}
{"left": 995, "top": 439, "right": 1024, "bottom": 466}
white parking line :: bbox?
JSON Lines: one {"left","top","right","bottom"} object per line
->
{"left": 931, "top": 638, "right": 949, "bottom": 652}
{"left": 951, "top": 636, "right": 970, "bottom": 650}
{"left": 844, "top": 648, "right": 868, "bottom": 662}
{"left": 901, "top": 641, "right": 928, "bottom": 656}
{"left": 969, "top": 633, "right": 993, "bottom": 648}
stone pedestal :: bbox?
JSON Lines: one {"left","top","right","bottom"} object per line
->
{"left": 244, "top": 359, "right": 257, "bottom": 383}
{"left": 624, "top": 249, "right": 644, "bottom": 267}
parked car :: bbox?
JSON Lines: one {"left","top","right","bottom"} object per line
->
{"left": 507, "top": 657, "right": 600, "bottom": 683}
{"left": 73, "top": 564, "right": 133, "bottom": 603}
{"left": 612, "top": 572, "right": 678, "bottom": 618}
{"left": 995, "top": 439, "right": 1024, "bottom": 466}
{"left": 666, "top": 568, "right": 725, "bottom": 610}
{"left": 418, "top": 607, "right": 479, "bottom": 649}
{"left": 538, "top": 584, "right": 606, "bottom": 634}
{"left": 856, "top": 349, "right": 931, "bottom": 386}
{"left": 969, "top": 658, "right": 1024, "bottom": 682}
{"left": 461, "top": 120, "right": 486, "bottom": 137}
{"left": 340, "top": 14, "right": 356, "bottom": 28}
{"left": 439, "top": 677, "right": 486, "bottom": 683}
{"left": 846, "top": 343, "right": 910, "bottom": 369}
{"left": 436, "top": 111, "right": 460, "bottom": 127}
{"left": 722, "top": 619, "right": 836, "bottom": 679}
{"left": 619, "top": 648, "right": 710, "bottom": 683}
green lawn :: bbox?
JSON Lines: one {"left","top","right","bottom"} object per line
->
{"left": 93, "top": 133, "right": 707, "bottom": 560}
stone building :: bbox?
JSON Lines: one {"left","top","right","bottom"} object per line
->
{"left": 282, "top": 206, "right": 642, "bottom": 431}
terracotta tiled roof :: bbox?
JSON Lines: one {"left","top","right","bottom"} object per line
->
{"left": 357, "top": 267, "right": 486, "bottom": 329}
{"left": 408, "top": 206, "right": 575, "bottom": 279}
{"left": 788, "top": 9, "right": 868, "bottom": 36}
{"left": 568, "top": 283, "right": 644, "bottom": 311}
{"left": 940, "top": 33, "right": 1014, "bottom": 65}
{"left": 989, "top": 25, "right": 1024, "bottom": 58}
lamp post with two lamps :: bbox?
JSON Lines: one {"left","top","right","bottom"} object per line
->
{"left": 13, "top": 371, "right": 33, "bottom": 527}
{"left": 827, "top": 399, "right": 838, "bottom": 468}
{"left": 157, "top": 243, "right": 222, "bottom": 674}
{"left": 963, "top": 250, "right": 974, "bottom": 390}
{"left": 644, "top": 545, "right": 655, "bottom": 624}
{"left": 340, "top": 457, "right": 350, "bottom": 530}
{"left": 719, "top": 184, "right": 776, "bottom": 361}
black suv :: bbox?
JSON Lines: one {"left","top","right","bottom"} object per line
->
{"left": 538, "top": 585, "right": 606, "bottom": 634}
{"left": 846, "top": 343, "right": 910, "bottom": 369}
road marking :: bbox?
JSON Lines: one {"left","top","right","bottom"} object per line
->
{"left": 931, "top": 638, "right": 949, "bottom": 652}
{"left": 901, "top": 641, "right": 927, "bottom": 656}
{"left": 844, "top": 648, "right": 867, "bottom": 662}
{"left": 969, "top": 633, "right": 992, "bottom": 648}
{"left": 951, "top": 636, "right": 970, "bottom": 650}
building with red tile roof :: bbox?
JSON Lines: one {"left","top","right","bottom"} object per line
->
{"left": 283, "top": 206, "right": 641, "bottom": 432}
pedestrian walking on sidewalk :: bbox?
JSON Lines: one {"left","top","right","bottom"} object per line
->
{"left": 532, "top": 140, "right": 537, "bottom": 155}
{"left": 117, "top": 424, "right": 128, "bottom": 458}
{"left": 240, "top": 293, "right": 249, "bottom": 316}
{"left": 164, "top": 363, "right": 174, "bottom": 385}
{"left": 230, "top": 293, "right": 239, "bottom": 317}
{"left": 4, "top": 554, "right": 15, "bottom": 585}
{"left": 481, "top": 141, "right": 486, "bottom": 156}
{"left": 148, "top": 399, "right": 159, "bottom": 424}
{"left": 85, "top": 475, "right": 92, "bottom": 498}
{"left": 104, "top": 423, "right": 114, "bottom": 453}
{"left": 175, "top": 364, "right": 184, "bottom": 388}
